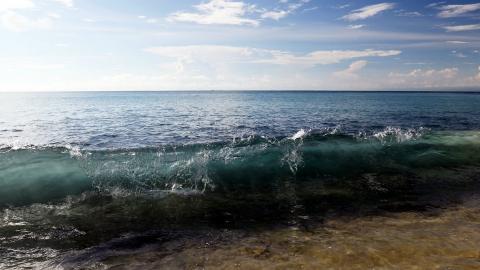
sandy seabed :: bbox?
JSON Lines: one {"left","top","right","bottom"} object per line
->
{"left": 84, "top": 197, "right": 480, "bottom": 270}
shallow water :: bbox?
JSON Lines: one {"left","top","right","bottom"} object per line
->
{"left": 89, "top": 197, "right": 480, "bottom": 270}
{"left": 1, "top": 91, "right": 480, "bottom": 269}
{"left": 5, "top": 194, "right": 478, "bottom": 269}
{"left": 145, "top": 199, "right": 480, "bottom": 270}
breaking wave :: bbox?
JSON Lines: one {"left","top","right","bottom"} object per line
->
{"left": 1, "top": 127, "right": 480, "bottom": 207}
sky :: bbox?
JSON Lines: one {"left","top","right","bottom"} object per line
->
{"left": 0, "top": 0, "right": 480, "bottom": 91}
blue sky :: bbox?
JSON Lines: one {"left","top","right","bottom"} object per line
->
{"left": 1, "top": 0, "right": 480, "bottom": 91}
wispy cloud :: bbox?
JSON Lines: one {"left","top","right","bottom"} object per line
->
{"left": 167, "top": 0, "right": 311, "bottom": 25}
{"left": 395, "top": 10, "right": 423, "bottom": 17}
{"left": 0, "top": 0, "right": 34, "bottom": 12}
{"left": 138, "top": 15, "right": 159, "bottom": 24}
{"left": 266, "top": 49, "right": 400, "bottom": 66}
{"left": 167, "top": 0, "right": 259, "bottom": 26}
{"left": 426, "top": 2, "right": 446, "bottom": 9}
{"left": 302, "top": 6, "right": 318, "bottom": 13}
{"left": 446, "top": 40, "right": 469, "bottom": 44}
{"left": 388, "top": 67, "right": 460, "bottom": 88}
{"left": 51, "top": 0, "right": 74, "bottom": 8}
{"left": 0, "top": 0, "right": 70, "bottom": 31}
{"left": 436, "top": 3, "right": 480, "bottom": 18}
{"left": 146, "top": 45, "right": 401, "bottom": 68}
{"left": 348, "top": 24, "right": 365, "bottom": 29}
{"left": 261, "top": 0, "right": 310, "bottom": 20}
{"left": 342, "top": 3, "right": 395, "bottom": 21}
{"left": 451, "top": 50, "right": 467, "bottom": 58}
{"left": 1, "top": 11, "right": 53, "bottom": 31}
{"left": 260, "top": 10, "right": 289, "bottom": 20}
{"left": 392, "top": 67, "right": 458, "bottom": 79}
{"left": 334, "top": 60, "right": 368, "bottom": 78}
{"left": 443, "top": 24, "right": 480, "bottom": 32}
{"left": 334, "top": 4, "right": 351, "bottom": 10}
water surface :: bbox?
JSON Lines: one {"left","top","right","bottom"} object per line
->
{"left": 1, "top": 91, "right": 480, "bottom": 269}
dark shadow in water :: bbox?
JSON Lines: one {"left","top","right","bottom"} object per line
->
{"left": 47, "top": 169, "right": 480, "bottom": 269}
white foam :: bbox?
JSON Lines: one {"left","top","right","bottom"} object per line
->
{"left": 291, "top": 129, "right": 308, "bottom": 141}
{"left": 65, "top": 144, "right": 83, "bottom": 158}
{"left": 373, "top": 127, "right": 426, "bottom": 143}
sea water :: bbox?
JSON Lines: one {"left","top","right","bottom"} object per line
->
{"left": 1, "top": 91, "right": 480, "bottom": 269}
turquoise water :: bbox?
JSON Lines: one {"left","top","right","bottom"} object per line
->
{"left": 1, "top": 91, "right": 480, "bottom": 269}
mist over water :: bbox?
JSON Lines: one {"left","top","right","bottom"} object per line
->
{"left": 1, "top": 91, "right": 480, "bottom": 269}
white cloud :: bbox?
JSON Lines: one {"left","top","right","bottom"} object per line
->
{"left": 138, "top": 15, "right": 158, "bottom": 24}
{"left": 0, "top": 0, "right": 69, "bottom": 31}
{"left": 143, "top": 46, "right": 400, "bottom": 91}
{"left": 0, "top": 0, "right": 34, "bottom": 12}
{"left": 146, "top": 45, "right": 256, "bottom": 63}
{"left": 436, "top": 3, "right": 480, "bottom": 18}
{"left": 388, "top": 67, "right": 459, "bottom": 88}
{"left": 446, "top": 40, "right": 469, "bottom": 44}
{"left": 348, "top": 24, "right": 365, "bottom": 29}
{"left": 426, "top": 2, "right": 446, "bottom": 9}
{"left": 1, "top": 11, "right": 53, "bottom": 31}
{"left": 443, "top": 24, "right": 480, "bottom": 32}
{"left": 451, "top": 50, "right": 467, "bottom": 58}
{"left": 1, "top": 11, "right": 29, "bottom": 31}
{"left": 167, "top": 0, "right": 310, "bottom": 25}
{"left": 465, "top": 66, "right": 480, "bottom": 84}
{"left": 334, "top": 60, "right": 368, "bottom": 78}
{"left": 342, "top": 3, "right": 395, "bottom": 21}
{"left": 141, "top": 45, "right": 401, "bottom": 91}
{"left": 396, "top": 11, "right": 423, "bottom": 17}
{"left": 51, "top": 0, "right": 74, "bottom": 8}
{"left": 0, "top": 0, "right": 73, "bottom": 12}
{"left": 261, "top": 0, "right": 310, "bottom": 20}
{"left": 303, "top": 6, "right": 318, "bottom": 12}
{"left": 335, "top": 4, "right": 351, "bottom": 9}
{"left": 259, "top": 49, "right": 401, "bottom": 66}
{"left": 167, "top": 0, "right": 259, "bottom": 26}
{"left": 146, "top": 45, "right": 401, "bottom": 68}
{"left": 261, "top": 10, "right": 289, "bottom": 20}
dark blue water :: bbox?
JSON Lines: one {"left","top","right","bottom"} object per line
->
{"left": 1, "top": 91, "right": 480, "bottom": 269}
{"left": 1, "top": 91, "right": 479, "bottom": 149}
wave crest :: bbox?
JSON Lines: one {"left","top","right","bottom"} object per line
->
{"left": 2, "top": 129, "right": 480, "bottom": 206}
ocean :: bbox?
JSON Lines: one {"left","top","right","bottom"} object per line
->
{"left": 1, "top": 91, "right": 480, "bottom": 269}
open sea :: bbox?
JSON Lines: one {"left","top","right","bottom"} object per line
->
{"left": 1, "top": 91, "right": 480, "bottom": 269}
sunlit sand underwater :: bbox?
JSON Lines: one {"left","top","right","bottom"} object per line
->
{"left": 94, "top": 197, "right": 480, "bottom": 270}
